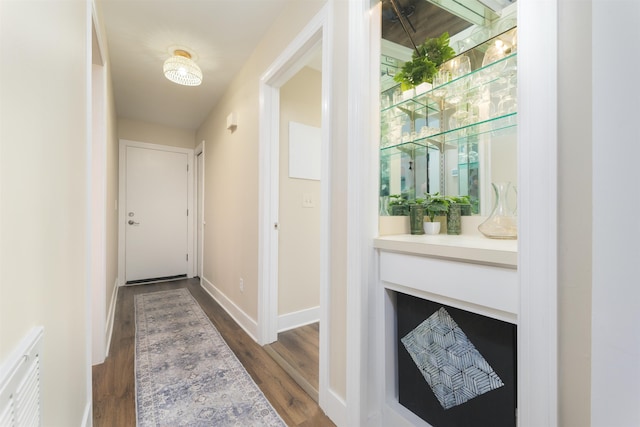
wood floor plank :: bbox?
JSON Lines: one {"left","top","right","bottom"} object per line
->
{"left": 92, "top": 278, "right": 335, "bottom": 427}
{"left": 266, "top": 323, "right": 320, "bottom": 392}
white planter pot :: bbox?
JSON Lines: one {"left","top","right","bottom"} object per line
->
{"left": 423, "top": 221, "right": 441, "bottom": 235}
{"left": 402, "top": 88, "right": 415, "bottom": 101}
{"left": 415, "top": 82, "right": 433, "bottom": 95}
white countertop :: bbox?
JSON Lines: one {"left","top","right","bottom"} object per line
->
{"left": 374, "top": 234, "right": 518, "bottom": 268}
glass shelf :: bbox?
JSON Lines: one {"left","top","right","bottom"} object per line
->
{"left": 458, "top": 161, "right": 479, "bottom": 169}
{"left": 382, "top": 112, "right": 516, "bottom": 151}
{"left": 417, "top": 52, "right": 517, "bottom": 106}
{"left": 381, "top": 50, "right": 517, "bottom": 152}
{"left": 381, "top": 52, "right": 517, "bottom": 115}
{"left": 379, "top": 27, "right": 517, "bottom": 211}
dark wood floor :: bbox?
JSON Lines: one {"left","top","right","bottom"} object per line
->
{"left": 265, "top": 323, "right": 319, "bottom": 401}
{"left": 92, "top": 278, "right": 335, "bottom": 427}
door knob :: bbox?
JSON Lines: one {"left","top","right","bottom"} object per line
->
{"left": 128, "top": 220, "right": 140, "bottom": 225}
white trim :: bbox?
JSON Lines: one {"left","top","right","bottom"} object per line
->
{"left": 369, "top": 5, "right": 384, "bottom": 425}
{"left": 517, "top": 0, "right": 558, "bottom": 425}
{"left": 90, "top": 61, "right": 107, "bottom": 365}
{"left": 117, "top": 139, "right": 195, "bottom": 286}
{"left": 258, "top": 80, "right": 280, "bottom": 345}
{"left": 104, "top": 278, "right": 119, "bottom": 358}
{"left": 318, "top": 2, "right": 333, "bottom": 414}
{"left": 347, "top": 0, "right": 376, "bottom": 425}
{"left": 257, "top": 3, "right": 333, "bottom": 418}
{"left": 379, "top": 252, "right": 518, "bottom": 321}
{"left": 81, "top": 402, "right": 92, "bottom": 427}
{"left": 90, "top": 1, "right": 106, "bottom": 66}
{"left": 324, "top": 387, "right": 347, "bottom": 427}
{"left": 277, "top": 306, "right": 320, "bottom": 332}
{"left": 88, "top": 2, "right": 107, "bottom": 409}
{"left": 200, "top": 276, "right": 258, "bottom": 341}
{"left": 194, "top": 141, "right": 205, "bottom": 279}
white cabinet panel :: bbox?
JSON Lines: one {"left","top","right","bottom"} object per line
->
{"left": 380, "top": 251, "right": 518, "bottom": 322}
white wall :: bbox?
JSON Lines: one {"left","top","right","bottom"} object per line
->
{"left": 0, "top": 0, "right": 91, "bottom": 424}
{"left": 278, "top": 67, "right": 322, "bottom": 319}
{"left": 118, "top": 117, "right": 196, "bottom": 149}
{"left": 591, "top": 1, "right": 640, "bottom": 426}
{"left": 557, "top": 2, "right": 640, "bottom": 426}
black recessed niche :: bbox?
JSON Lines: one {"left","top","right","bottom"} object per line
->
{"left": 396, "top": 292, "right": 517, "bottom": 427}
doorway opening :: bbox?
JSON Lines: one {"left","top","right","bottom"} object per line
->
{"left": 263, "top": 55, "right": 323, "bottom": 401}
{"left": 257, "top": 6, "right": 331, "bottom": 409}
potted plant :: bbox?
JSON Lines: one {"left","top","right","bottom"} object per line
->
{"left": 450, "top": 195, "right": 472, "bottom": 216}
{"left": 388, "top": 194, "right": 409, "bottom": 216}
{"left": 393, "top": 32, "right": 456, "bottom": 92}
{"left": 423, "top": 193, "right": 450, "bottom": 235}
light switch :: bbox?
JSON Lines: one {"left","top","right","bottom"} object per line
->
{"left": 302, "top": 193, "right": 314, "bottom": 208}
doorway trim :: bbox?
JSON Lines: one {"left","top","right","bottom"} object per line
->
{"left": 257, "top": 2, "right": 335, "bottom": 417}
{"left": 117, "top": 139, "right": 195, "bottom": 286}
{"left": 89, "top": 3, "right": 107, "bottom": 367}
{"left": 194, "top": 141, "right": 205, "bottom": 279}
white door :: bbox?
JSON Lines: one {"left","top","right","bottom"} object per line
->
{"left": 125, "top": 146, "right": 189, "bottom": 283}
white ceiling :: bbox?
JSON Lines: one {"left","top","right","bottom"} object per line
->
{"left": 100, "top": 0, "right": 292, "bottom": 130}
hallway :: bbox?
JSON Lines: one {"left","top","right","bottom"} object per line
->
{"left": 92, "top": 278, "right": 334, "bottom": 427}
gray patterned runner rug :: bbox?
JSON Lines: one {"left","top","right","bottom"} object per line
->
{"left": 135, "top": 288, "right": 287, "bottom": 426}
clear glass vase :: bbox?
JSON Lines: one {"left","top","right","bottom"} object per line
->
{"left": 478, "top": 181, "right": 517, "bottom": 239}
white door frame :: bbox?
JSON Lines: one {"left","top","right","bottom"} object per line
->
{"left": 516, "top": 0, "right": 559, "bottom": 424}
{"left": 195, "top": 141, "right": 205, "bottom": 279}
{"left": 118, "top": 139, "right": 195, "bottom": 286}
{"left": 346, "top": 1, "right": 377, "bottom": 425}
{"left": 257, "top": 3, "right": 333, "bottom": 412}
{"left": 89, "top": 3, "right": 107, "bottom": 366}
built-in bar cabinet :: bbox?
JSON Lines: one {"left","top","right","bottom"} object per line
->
{"left": 375, "top": 1, "right": 519, "bottom": 426}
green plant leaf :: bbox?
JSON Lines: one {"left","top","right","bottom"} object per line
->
{"left": 418, "top": 32, "right": 456, "bottom": 67}
{"left": 393, "top": 32, "right": 454, "bottom": 87}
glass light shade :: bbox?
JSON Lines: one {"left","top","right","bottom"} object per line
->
{"left": 163, "top": 51, "right": 202, "bottom": 86}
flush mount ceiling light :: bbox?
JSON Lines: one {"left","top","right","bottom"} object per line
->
{"left": 163, "top": 49, "right": 202, "bottom": 86}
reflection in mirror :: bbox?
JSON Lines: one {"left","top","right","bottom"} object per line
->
{"left": 380, "top": 0, "right": 517, "bottom": 217}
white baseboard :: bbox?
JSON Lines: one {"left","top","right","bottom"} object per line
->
{"left": 81, "top": 401, "right": 92, "bottom": 427}
{"left": 324, "top": 388, "right": 347, "bottom": 427}
{"left": 104, "top": 279, "right": 119, "bottom": 358}
{"left": 277, "top": 306, "right": 320, "bottom": 332}
{"left": 200, "top": 277, "right": 258, "bottom": 341}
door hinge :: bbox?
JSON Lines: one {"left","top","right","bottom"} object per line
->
{"left": 187, "top": 209, "right": 189, "bottom": 216}
{"left": 187, "top": 164, "right": 189, "bottom": 172}
{"left": 186, "top": 254, "right": 189, "bottom": 261}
